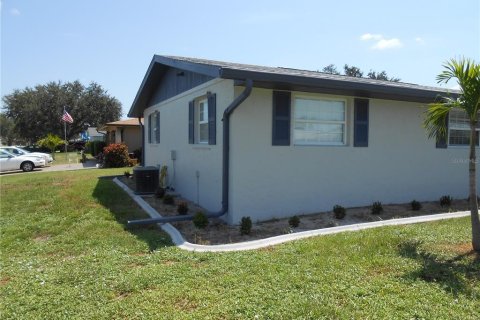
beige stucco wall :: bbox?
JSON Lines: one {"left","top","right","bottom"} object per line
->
{"left": 144, "top": 79, "right": 234, "bottom": 213}
{"left": 228, "top": 87, "right": 478, "bottom": 224}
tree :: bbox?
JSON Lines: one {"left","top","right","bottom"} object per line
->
{"left": 0, "top": 113, "right": 17, "bottom": 145}
{"left": 2, "top": 81, "right": 121, "bottom": 143}
{"left": 424, "top": 58, "right": 480, "bottom": 251}
{"left": 367, "top": 70, "right": 401, "bottom": 82}
{"left": 37, "top": 134, "right": 64, "bottom": 159}
{"left": 343, "top": 64, "right": 363, "bottom": 78}
{"left": 322, "top": 64, "right": 340, "bottom": 75}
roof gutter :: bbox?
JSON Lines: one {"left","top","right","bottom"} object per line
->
{"left": 128, "top": 79, "right": 253, "bottom": 226}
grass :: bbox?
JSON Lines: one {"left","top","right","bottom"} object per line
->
{"left": 1, "top": 170, "right": 479, "bottom": 319}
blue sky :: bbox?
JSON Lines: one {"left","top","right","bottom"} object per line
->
{"left": 2, "top": 0, "right": 479, "bottom": 117}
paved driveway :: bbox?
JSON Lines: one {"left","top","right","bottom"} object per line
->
{"left": 0, "top": 160, "right": 98, "bottom": 176}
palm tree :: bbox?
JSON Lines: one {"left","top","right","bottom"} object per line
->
{"left": 424, "top": 58, "right": 480, "bottom": 251}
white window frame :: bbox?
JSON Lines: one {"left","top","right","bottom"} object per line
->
{"left": 448, "top": 109, "right": 479, "bottom": 147}
{"left": 197, "top": 98, "right": 209, "bottom": 144}
{"left": 293, "top": 95, "right": 347, "bottom": 146}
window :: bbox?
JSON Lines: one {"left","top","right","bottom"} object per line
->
{"left": 148, "top": 111, "right": 160, "bottom": 144}
{"left": 293, "top": 97, "right": 346, "bottom": 145}
{"left": 198, "top": 99, "right": 208, "bottom": 144}
{"left": 449, "top": 109, "right": 479, "bottom": 146}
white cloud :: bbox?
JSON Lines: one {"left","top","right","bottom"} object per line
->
{"left": 415, "top": 37, "right": 425, "bottom": 45}
{"left": 360, "top": 33, "right": 382, "bottom": 41}
{"left": 360, "top": 33, "right": 403, "bottom": 50}
{"left": 372, "top": 38, "right": 403, "bottom": 50}
{"left": 10, "top": 8, "right": 20, "bottom": 16}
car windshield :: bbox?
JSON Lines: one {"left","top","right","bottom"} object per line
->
{"left": 16, "top": 147, "right": 31, "bottom": 154}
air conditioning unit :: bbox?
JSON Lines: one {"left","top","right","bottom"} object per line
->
{"left": 133, "top": 166, "right": 159, "bottom": 194}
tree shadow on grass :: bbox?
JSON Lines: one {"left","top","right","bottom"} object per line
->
{"left": 398, "top": 240, "right": 479, "bottom": 297}
{"left": 92, "top": 176, "right": 173, "bottom": 251}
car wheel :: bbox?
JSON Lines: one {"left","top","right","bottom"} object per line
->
{"left": 21, "top": 161, "right": 34, "bottom": 172}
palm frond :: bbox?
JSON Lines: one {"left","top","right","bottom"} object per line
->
{"left": 424, "top": 101, "right": 457, "bottom": 139}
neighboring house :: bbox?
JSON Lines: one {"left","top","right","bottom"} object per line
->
{"left": 128, "top": 55, "right": 474, "bottom": 225}
{"left": 86, "top": 127, "right": 106, "bottom": 142}
{"left": 102, "top": 119, "right": 142, "bottom": 152}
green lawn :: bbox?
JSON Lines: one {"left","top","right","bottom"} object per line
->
{"left": 1, "top": 170, "right": 479, "bottom": 319}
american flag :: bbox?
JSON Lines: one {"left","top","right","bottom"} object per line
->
{"left": 62, "top": 109, "right": 74, "bottom": 123}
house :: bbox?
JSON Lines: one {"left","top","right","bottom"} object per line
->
{"left": 128, "top": 55, "right": 474, "bottom": 225}
{"left": 86, "top": 127, "right": 106, "bottom": 142}
{"left": 102, "top": 118, "right": 142, "bottom": 152}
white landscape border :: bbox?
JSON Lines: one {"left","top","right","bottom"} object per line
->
{"left": 113, "top": 178, "right": 470, "bottom": 252}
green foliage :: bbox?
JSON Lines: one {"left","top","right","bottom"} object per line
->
{"left": 288, "top": 215, "right": 300, "bottom": 228}
{"left": 87, "top": 141, "right": 106, "bottom": 156}
{"left": 371, "top": 201, "right": 383, "bottom": 215}
{"left": 440, "top": 195, "right": 452, "bottom": 207}
{"left": 0, "top": 113, "right": 17, "bottom": 145}
{"left": 367, "top": 70, "right": 401, "bottom": 82}
{"left": 240, "top": 216, "right": 252, "bottom": 235}
{"left": 321, "top": 64, "right": 400, "bottom": 82}
{"left": 37, "top": 134, "right": 64, "bottom": 159}
{"left": 159, "top": 165, "right": 168, "bottom": 188}
{"left": 162, "top": 194, "right": 174, "bottom": 205}
{"left": 344, "top": 64, "right": 364, "bottom": 77}
{"left": 411, "top": 200, "right": 422, "bottom": 211}
{"left": 124, "top": 171, "right": 131, "bottom": 178}
{"left": 333, "top": 205, "right": 346, "bottom": 219}
{"left": 2, "top": 81, "right": 121, "bottom": 143}
{"left": 177, "top": 202, "right": 189, "bottom": 215}
{"left": 322, "top": 64, "right": 340, "bottom": 75}
{"left": 193, "top": 211, "right": 208, "bottom": 229}
{"left": 103, "top": 143, "right": 129, "bottom": 168}
{"left": 155, "top": 187, "right": 166, "bottom": 199}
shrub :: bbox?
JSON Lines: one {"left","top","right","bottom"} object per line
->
{"left": 177, "top": 202, "right": 189, "bottom": 215}
{"left": 240, "top": 216, "right": 252, "bottom": 235}
{"left": 124, "top": 171, "right": 131, "bottom": 178}
{"left": 288, "top": 215, "right": 300, "bottom": 228}
{"left": 88, "top": 141, "right": 106, "bottom": 157}
{"left": 133, "top": 148, "right": 142, "bottom": 163}
{"left": 371, "top": 201, "right": 383, "bottom": 215}
{"left": 333, "top": 205, "right": 346, "bottom": 219}
{"left": 411, "top": 200, "right": 422, "bottom": 211}
{"left": 193, "top": 211, "right": 209, "bottom": 229}
{"left": 103, "top": 143, "right": 129, "bottom": 168}
{"left": 440, "top": 195, "right": 452, "bottom": 207}
{"left": 163, "top": 194, "right": 174, "bottom": 205}
{"left": 155, "top": 187, "right": 166, "bottom": 198}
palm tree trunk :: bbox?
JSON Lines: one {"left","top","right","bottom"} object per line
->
{"left": 469, "top": 123, "right": 480, "bottom": 251}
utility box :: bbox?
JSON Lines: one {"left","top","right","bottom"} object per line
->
{"left": 133, "top": 166, "right": 159, "bottom": 194}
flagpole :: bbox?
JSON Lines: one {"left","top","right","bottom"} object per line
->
{"left": 64, "top": 106, "right": 68, "bottom": 161}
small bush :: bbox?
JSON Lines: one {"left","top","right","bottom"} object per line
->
{"left": 371, "top": 201, "right": 383, "bottom": 215}
{"left": 155, "top": 187, "right": 166, "bottom": 198}
{"left": 103, "top": 143, "right": 130, "bottom": 168}
{"left": 440, "top": 195, "right": 452, "bottom": 207}
{"left": 163, "top": 194, "right": 174, "bottom": 205}
{"left": 333, "top": 205, "right": 346, "bottom": 219}
{"left": 133, "top": 148, "right": 142, "bottom": 163}
{"left": 288, "top": 215, "right": 300, "bottom": 228}
{"left": 193, "top": 211, "right": 209, "bottom": 229}
{"left": 177, "top": 202, "right": 189, "bottom": 215}
{"left": 240, "top": 216, "right": 252, "bottom": 235}
{"left": 124, "top": 171, "right": 131, "bottom": 178}
{"left": 411, "top": 200, "right": 422, "bottom": 211}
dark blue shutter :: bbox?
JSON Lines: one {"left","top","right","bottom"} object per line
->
{"left": 188, "top": 100, "right": 194, "bottom": 144}
{"left": 436, "top": 113, "right": 449, "bottom": 148}
{"left": 272, "top": 91, "right": 291, "bottom": 146}
{"left": 155, "top": 112, "right": 160, "bottom": 143}
{"left": 207, "top": 93, "right": 216, "bottom": 145}
{"left": 148, "top": 114, "right": 152, "bottom": 143}
{"left": 354, "top": 99, "right": 369, "bottom": 147}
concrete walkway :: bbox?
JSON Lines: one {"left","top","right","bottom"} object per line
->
{"left": 114, "top": 178, "right": 470, "bottom": 252}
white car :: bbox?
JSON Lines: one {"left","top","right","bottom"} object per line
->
{"left": 0, "top": 150, "right": 46, "bottom": 172}
{"left": 0, "top": 146, "right": 53, "bottom": 165}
